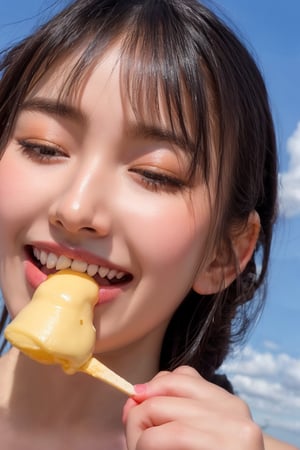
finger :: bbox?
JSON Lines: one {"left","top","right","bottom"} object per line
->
{"left": 133, "top": 369, "right": 233, "bottom": 405}
{"left": 128, "top": 395, "right": 256, "bottom": 431}
{"left": 133, "top": 421, "right": 215, "bottom": 450}
{"left": 133, "top": 371, "right": 252, "bottom": 423}
{"left": 122, "top": 398, "right": 138, "bottom": 424}
{"left": 133, "top": 370, "right": 171, "bottom": 401}
{"left": 125, "top": 397, "right": 263, "bottom": 450}
{"left": 133, "top": 420, "right": 264, "bottom": 450}
{"left": 127, "top": 395, "right": 207, "bottom": 427}
{"left": 152, "top": 370, "right": 171, "bottom": 379}
{"left": 172, "top": 365, "right": 201, "bottom": 378}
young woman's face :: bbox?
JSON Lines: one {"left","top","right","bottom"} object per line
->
{"left": 0, "top": 48, "right": 215, "bottom": 359}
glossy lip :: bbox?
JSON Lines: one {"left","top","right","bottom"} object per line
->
{"left": 24, "top": 241, "right": 133, "bottom": 304}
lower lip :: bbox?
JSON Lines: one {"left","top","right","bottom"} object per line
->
{"left": 24, "top": 258, "right": 126, "bottom": 305}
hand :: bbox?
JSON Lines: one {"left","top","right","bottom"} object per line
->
{"left": 123, "top": 366, "right": 264, "bottom": 450}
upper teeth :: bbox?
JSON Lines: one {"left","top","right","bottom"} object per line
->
{"left": 33, "top": 248, "right": 125, "bottom": 280}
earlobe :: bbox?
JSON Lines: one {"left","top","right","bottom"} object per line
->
{"left": 193, "top": 211, "right": 261, "bottom": 295}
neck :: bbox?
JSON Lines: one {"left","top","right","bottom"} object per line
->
{"left": 0, "top": 325, "right": 165, "bottom": 450}
{"left": 0, "top": 332, "right": 161, "bottom": 429}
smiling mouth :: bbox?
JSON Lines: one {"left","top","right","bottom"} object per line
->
{"left": 28, "top": 246, "right": 132, "bottom": 286}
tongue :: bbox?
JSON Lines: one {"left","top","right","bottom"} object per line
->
{"left": 94, "top": 273, "right": 111, "bottom": 286}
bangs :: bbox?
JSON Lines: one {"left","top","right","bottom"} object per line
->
{"left": 120, "top": 23, "right": 212, "bottom": 183}
{"left": 0, "top": 0, "right": 222, "bottom": 248}
{"left": 0, "top": 0, "right": 218, "bottom": 184}
{"left": 56, "top": 4, "right": 215, "bottom": 184}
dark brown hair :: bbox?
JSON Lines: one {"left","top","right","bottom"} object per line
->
{"left": 0, "top": 0, "right": 277, "bottom": 383}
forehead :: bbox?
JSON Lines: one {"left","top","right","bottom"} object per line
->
{"left": 25, "top": 44, "right": 197, "bottom": 147}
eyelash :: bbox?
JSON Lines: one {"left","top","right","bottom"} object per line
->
{"left": 17, "top": 140, "right": 185, "bottom": 193}
{"left": 17, "top": 139, "right": 67, "bottom": 162}
{"left": 130, "top": 168, "right": 185, "bottom": 193}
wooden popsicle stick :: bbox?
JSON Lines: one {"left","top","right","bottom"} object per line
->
{"left": 79, "top": 357, "right": 135, "bottom": 396}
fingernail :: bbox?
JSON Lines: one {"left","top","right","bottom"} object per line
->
{"left": 132, "top": 383, "right": 149, "bottom": 402}
{"left": 133, "top": 383, "right": 147, "bottom": 395}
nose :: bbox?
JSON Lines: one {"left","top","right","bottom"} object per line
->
{"left": 49, "top": 164, "right": 111, "bottom": 237}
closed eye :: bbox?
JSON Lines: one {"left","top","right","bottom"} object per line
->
{"left": 17, "top": 139, "right": 68, "bottom": 162}
{"left": 129, "top": 168, "right": 185, "bottom": 193}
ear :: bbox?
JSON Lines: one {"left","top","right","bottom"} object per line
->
{"left": 193, "top": 211, "right": 260, "bottom": 295}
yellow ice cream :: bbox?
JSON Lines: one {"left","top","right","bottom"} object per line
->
{"left": 4, "top": 269, "right": 99, "bottom": 373}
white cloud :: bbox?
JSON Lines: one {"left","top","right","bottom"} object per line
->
{"left": 263, "top": 340, "right": 280, "bottom": 351}
{"left": 221, "top": 345, "right": 300, "bottom": 436}
{"left": 279, "top": 121, "right": 300, "bottom": 217}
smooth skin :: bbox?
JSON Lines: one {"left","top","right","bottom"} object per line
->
{"left": 125, "top": 367, "right": 297, "bottom": 450}
{"left": 0, "top": 46, "right": 296, "bottom": 449}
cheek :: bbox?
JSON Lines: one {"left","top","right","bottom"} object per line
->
{"left": 0, "top": 157, "right": 27, "bottom": 236}
{"left": 122, "top": 194, "right": 210, "bottom": 278}
{"left": 94, "top": 197, "right": 210, "bottom": 350}
{"left": 0, "top": 152, "right": 48, "bottom": 228}
{"left": 143, "top": 213, "right": 197, "bottom": 263}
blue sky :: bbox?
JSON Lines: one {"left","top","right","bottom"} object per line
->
{"left": 211, "top": 1, "right": 300, "bottom": 446}
{"left": 0, "top": 1, "right": 299, "bottom": 447}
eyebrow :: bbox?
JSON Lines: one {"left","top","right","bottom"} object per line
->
{"left": 126, "top": 121, "right": 191, "bottom": 151}
{"left": 20, "top": 97, "right": 192, "bottom": 151}
{"left": 20, "top": 97, "right": 86, "bottom": 125}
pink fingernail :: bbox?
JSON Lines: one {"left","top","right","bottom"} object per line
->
{"left": 133, "top": 383, "right": 147, "bottom": 395}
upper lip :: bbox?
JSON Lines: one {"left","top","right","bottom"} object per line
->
{"left": 27, "top": 241, "right": 130, "bottom": 274}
